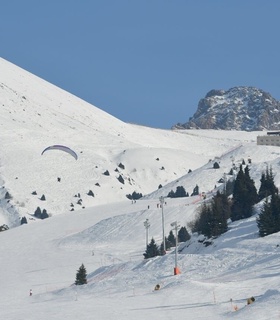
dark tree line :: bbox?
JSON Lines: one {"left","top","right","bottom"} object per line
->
{"left": 190, "top": 164, "right": 280, "bottom": 239}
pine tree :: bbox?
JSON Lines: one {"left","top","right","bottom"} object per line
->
{"left": 190, "top": 191, "right": 230, "bottom": 238}
{"left": 190, "top": 203, "right": 212, "bottom": 238}
{"left": 167, "top": 230, "right": 176, "bottom": 247}
{"left": 178, "top": 226, "right": 190, "bottom": 242}
{"left": 257, "top": 193, "right": 280, "bottom": 237}
{"left": 213, "top": 162, "right": 220, "bottom": 169}
{"left": 258, "top": 166, "right": 278, "bottom": 201}
{"left": 160, "top": 237, "right": 171, "bottom": 254}
{"left": 210, "top": 191, "right": 230, "bottom": 236}
{"left": 175, "top": 186, "right": 187, "bottom": 197}
{"left": 143, "top": 238, "right": 160, "bottom": 259}
{"left": 231, "top": 165, "right": 257, "bottom": 221}
{"left": 34, "top": 207, "right": 42, "bottom": 218}
{"left": 225, "top": 178, "right": 235, "bottom": 196}
{"left": 75, "top": 263, "right": 87, "bottom": 285}
{"left": 20, "top": 216, "right": 28, "bottom": 225}
{"left": 191, "top": 185, "right": 199, "bottom": 196}
{"left": 41, "top": 209, "right": 49, "bottom": 219}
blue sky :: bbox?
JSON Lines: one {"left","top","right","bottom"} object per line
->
{"left": 1, "top": 1, "right": 280, "bottom": 129}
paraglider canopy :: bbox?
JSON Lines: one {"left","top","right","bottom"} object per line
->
{"left": 41, "top": 145, "right": 78, "bottom": 160}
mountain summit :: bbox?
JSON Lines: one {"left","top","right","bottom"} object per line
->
{"left": 174, "top": 86, "right": 280, "bottom": 131}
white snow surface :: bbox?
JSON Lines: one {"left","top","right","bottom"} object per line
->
{"left": 0, "top": 57, "right": 280, "bottom": 319}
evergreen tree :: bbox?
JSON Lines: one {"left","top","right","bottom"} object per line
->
{"left": 257, "top": 193, "right": 280, "bottom": 237}
{"left": 167, "top": 230, "right": 176, "bottom": 247}
{"left": 160, "top": 237, "right": 171, "bottom": 254}
{"left": 190, "top": 191, "right": 230, "bottom": 238}
{"left": 258, "top": 166, "right": 278, "bottom": 201}
{"left": 41, "top": 209, "right": 49, "bottom": 219}
{"left": 231, "top": 165, "right": 257, "bottom": 221}
{"left": 75, "top": 263, "right": 87, "bottom": 285}
{"left": 34, "top": 207, "right": 42, "bottom": 218}
{"left": 178, "top": 226, "right": 191, "bottom": 242}
{"left": 175, "top": 186, "right": 187, "bottom": 197}
{"left": 143, "top": 238, "right": 160, "bottom": 259}
{"left": 225, "top": 178, "right": 235, "bottom": 196}
{"left": 191, "top": 185, "right": 199, "bottom": 196}
{"left": 167, "top": 186, "right": 187, "bottom": 198}
{"left": 5, "top": 192, "right": 12, "bottom": 199}
{"left": 213, "top": 162, "right": 220, "bottom": 169}
{"left": 190, "top": 203, "right": 212, "bottom": 238}
{"left": 20, "top": 216, "right": 28, "bottom": 225}
{"left": 210, "top": 191, "right": 230, "bottom": 236}
{"left": 244, "top": 165, "right": 258, "bottom": 205}
{"left": 167, "top": 190, "right": 175, "bottom": 198}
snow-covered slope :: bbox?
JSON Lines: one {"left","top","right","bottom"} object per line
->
{"left": 0, "top": 193, "right": 279, "bottom": 320}
{"left": 1, "top": 58, "right": 280, "bottom": 319}
{"left": 0, "top": 57, "right": 264, "bottom": 227}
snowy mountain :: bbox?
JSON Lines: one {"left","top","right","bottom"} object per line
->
{"left": 1, "top": 58, "right": 280, "bottom": 319}
{"left": 174, "top": 86, "right": 280, "bottom": 131}
{"left": 0, "top": 58, "right": 261, "bottom": 226}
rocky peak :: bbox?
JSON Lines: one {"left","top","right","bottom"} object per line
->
{"left": 174, "top": 86, "right": 280, "bottom": 131}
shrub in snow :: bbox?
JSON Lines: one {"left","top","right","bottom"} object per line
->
{"left": 213, "top": 162, "right": 220, "bottom": 169}
{"left": 117, "top": 175, "right": 125, "bottom": 184}
{"left": 41, "top": 209, "right": 49, "bottom": 219}
{"left": 20, "top": 216, "right": 28, "bottom": 225}
{"left": 40, "top": 194, "right": 46, "bottom": 201}
{"left": 0, "top": 224, "right": 9, "bottom": 232}
{"left": 103, "top": 170, "right": 110, "bottom": 176}
{"left": 34, "top": 207, "right": 42, "bottom": 218}
{"left": 5, "top": 192, "right": 12, "bottom": 200}
{"left": 168, "top": 186, "right": 187, "bottom": 198}
{"left": 126, "top": 191, "right": 143, "bottom": 200}
{"left": 191, "top": 185, "right": 199, "bottom": 196}
{"left": 34, "top": 207, "right": 49, "bottom": 219}
{"left": 118, "top": 163, "right": 125, "bottom": 169}
{"left": 87, "top": 190, "right": 94, "bottom": 197}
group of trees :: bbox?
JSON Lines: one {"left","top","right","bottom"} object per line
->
{"left": 143, "top": 227, "right": 190, "bottom": 259}
{"left": 167, "top": 185, "right": 200, "bottom": 198}
{"left": 167, "top": 186, "right": 188, "bottom": 198}
{"left": 190, "top": 164, "right": 280, "bottom": 239}
{"left": 34, "top": 206, "right": 49, "bottom": 219}
{"left": 189, "top": 191, "right": 230, "bottom": 238}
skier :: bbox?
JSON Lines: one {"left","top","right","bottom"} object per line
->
{"left": 29, "top": 289, "right": 32, "bottom": 296}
